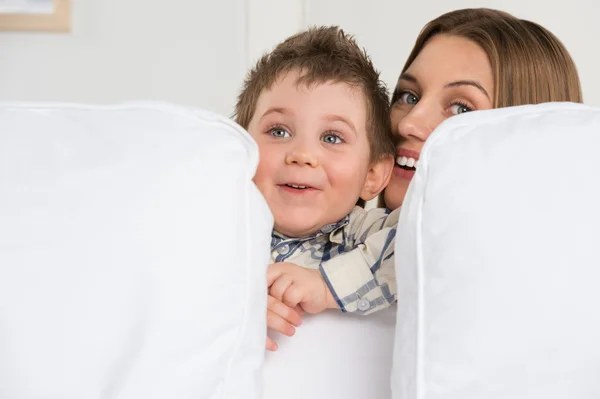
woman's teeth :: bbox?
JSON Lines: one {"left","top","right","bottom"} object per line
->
{"left": 396, "top": 156, "right": 418, "bottom": 168}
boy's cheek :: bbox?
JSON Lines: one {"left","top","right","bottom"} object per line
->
{"left": 257, "top": 145, "right": 280, "bottom": 170}
{"left": 253, "top": 157, "right": 277, "bottom": 197}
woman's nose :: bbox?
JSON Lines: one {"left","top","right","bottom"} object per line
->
{"left": 395, "top": 104, "right": 439, "bottom": 142}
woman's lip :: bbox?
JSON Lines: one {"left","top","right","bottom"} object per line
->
{"left": 396, "top": 147, "right": 421, "bottom": 160}
{"left": 393, "top": 164, "right": 416, "bottom": 180}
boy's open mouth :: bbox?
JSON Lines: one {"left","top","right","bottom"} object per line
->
{"left": 396, "top": 156, "right": 418, "bottom": 172}
{"left": 279, "top": 183, "right": 317, "bottom": 192}
{"left": 285, "top": 184, "right": 310, "bottom": 189}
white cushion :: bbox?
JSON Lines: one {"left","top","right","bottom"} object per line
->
{"left": 0, "top": 102, "right": 272, "bottom": 399}
{"left": 393, "top": 102, "right": 600, "bottom": 399}
{"left": 263, "top": 307, "right": 396, "bottom": 399}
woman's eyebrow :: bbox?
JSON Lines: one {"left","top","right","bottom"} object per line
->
{"left": 398, "top": 72, "right": 418, "bottom": 84}
{"left": 392, "top": 73, "right": 419, "bottom": 101}
{"left": 445, "top": 80, "right": 490, "bottom": 100}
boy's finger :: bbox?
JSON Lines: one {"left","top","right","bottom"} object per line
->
{"left": 267, "top": 262, "right": 301, "bottom": 286}
{"left": 281, "top": 285, "right": 304, "bottom": 310}
{"left": 266, "top": 263, "right": 288, "bottom": 287}
{"left": 267, "top": 309, "right": 296, "bottom": 336}
{"left": 269, "top": 274, "right": 293, "bottom": 301}
{"left": 266, "top": 336, "right": 278, "bottom": 352}
{"left": 267, "top": 262, "right": 290, "bottom": 287}
{"left": 268, "top": 295, "right": 302, "bottom": 327}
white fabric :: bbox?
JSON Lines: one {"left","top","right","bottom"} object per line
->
{"left": 263, "top": 307, "right": 396, "bottom": 399}
{"left": 0, "top": 102, "right": 272, "bottom": 399}
{"left": 393, "top": 102, "right": 600, "bottom": 399}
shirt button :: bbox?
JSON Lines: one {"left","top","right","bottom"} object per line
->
{"left": 277, "top": 245, "right": 289, "bottom": 255}
{"left": 357, "top": 298, "right": 371, "bottom": 311}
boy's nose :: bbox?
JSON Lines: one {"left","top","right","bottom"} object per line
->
{"left": 285, "top": 145, "right": 319, "bottom": 168}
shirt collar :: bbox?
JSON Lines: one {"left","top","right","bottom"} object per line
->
{"left": 272, "top": 214, "right": 350, "bottom": 244}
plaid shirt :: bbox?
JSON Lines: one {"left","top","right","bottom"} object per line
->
{"left": 271, "top": 206, "right": 399, "bottom": 315}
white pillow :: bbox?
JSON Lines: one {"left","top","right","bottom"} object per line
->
{"left": 263, "top": 307, "right": 396, "bottom": 399}
{"left": 0, "top": 102, "right": 272, "bottom": 399}
{"left": 393, "top": 102, "right": 600, "bottom": 399}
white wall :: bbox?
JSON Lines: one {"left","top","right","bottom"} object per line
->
{"left": 0, "top": 0, "right": 598, "bottom": 118}
{"left": 249, "top": 0, "right": 600, "bottom": 107}
{"left": 0, "top": 0, "right": 248, "bottom": 116}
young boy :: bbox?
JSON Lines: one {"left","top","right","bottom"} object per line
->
{"left": 234, "top": 26, "right": 399, "bottom": 350}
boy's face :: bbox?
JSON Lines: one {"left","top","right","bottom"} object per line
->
{"left": 248, "top": 69, "right": 372, "bottom": 237}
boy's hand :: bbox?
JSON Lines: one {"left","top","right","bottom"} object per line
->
{"left": 265, "top": 294, "right": 304, "bottom": 351}
{"left": 267, "top": 262, "right": 338, "bottom": 314}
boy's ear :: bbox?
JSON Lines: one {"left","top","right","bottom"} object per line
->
{"left": 360, "top": 154, "right": 394, "bottom": 201}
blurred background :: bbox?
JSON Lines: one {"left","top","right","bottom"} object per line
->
{"left": 1, "top": 0, "right": 598, "bottom": 118}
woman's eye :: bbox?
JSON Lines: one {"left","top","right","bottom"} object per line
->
{"left": 450, "top": 103, "right": 473, "bottom": 115}
{"left": 269, "top": 128, "right": 290, "bottom": 138}
{"left": 399, "top": 92, "right": 419, "bottom": 105}
{"left": 322, "top": 133, "right": 343, "bottom": 144}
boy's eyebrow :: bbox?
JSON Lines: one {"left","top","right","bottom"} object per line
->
{"left": 259, "top": 107, "right": 289, "bottom": 120}
{"left": 398, "top": 72, "right": 490, "bottom": 100}
{"left": 323, "top": 114, "right": 357, "bottom": 135}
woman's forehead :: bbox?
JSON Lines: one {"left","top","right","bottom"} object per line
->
{"left": 404, "top": 35, "right": 493, "bottom": 90}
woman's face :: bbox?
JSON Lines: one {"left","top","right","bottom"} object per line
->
{"left": 384, "top": 34, "right": 494, "bottom": 210}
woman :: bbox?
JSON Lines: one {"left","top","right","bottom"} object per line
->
{"left": 266, "top": 7, "right": 584, "bottom": 342}
{"left": 384, "top": 8, "right": 583, "bottom": 209}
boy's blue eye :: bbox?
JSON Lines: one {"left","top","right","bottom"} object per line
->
{"left": 322, "top": 133, "right": 343, "bottom": 144}
{"left": 269, "top": 128, "right": 290, "bottom": 138}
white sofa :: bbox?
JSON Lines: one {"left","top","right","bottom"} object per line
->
{"left": 394, "top": 102, "right": 600, "bottom": 399}
{"left": 1, "top": 102, "right": 599, "bottom": 399}
{"left": 0, "top": 103, "right": 271, "bottom": 399}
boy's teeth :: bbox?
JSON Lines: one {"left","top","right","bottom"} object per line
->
{"left": 396, "top": 156, "right": 418, "bottom": 168}
{"left": 289, "top": 184, "right": 307, "bottom": 189}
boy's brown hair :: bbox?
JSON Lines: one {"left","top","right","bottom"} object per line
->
{"left": 234, "top": 25, "right": 396, "bottom": 163}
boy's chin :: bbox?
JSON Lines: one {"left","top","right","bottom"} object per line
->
{"left": 274, "top": 221, "right": 321, "bottom": 238}
{"left": 272, "top": 206, "right": 349, "bottom": 238}
{"left": 273, "top": 214, "right": 329, "bottom": 238}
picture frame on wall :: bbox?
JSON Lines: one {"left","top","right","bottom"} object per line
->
{"left": 0, "top": 0, "right": 70, "bottom": 32}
